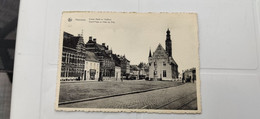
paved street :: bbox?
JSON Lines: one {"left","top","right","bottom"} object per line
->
{"left": 60, "top": 83, "right": 197, "bottom": 110}
{"left": 59, "top": 80, "right": 182, "bottom": 102}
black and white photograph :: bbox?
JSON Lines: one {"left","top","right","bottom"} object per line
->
{"left": 56, "top": 12, "right": 201, "bottom": 113}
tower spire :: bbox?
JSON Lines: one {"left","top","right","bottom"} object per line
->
{"left": 165, "top": 28, "right": 172, "bottom": 57}
{"left": 149, "top": 48, "right": 152, "bottom": 57}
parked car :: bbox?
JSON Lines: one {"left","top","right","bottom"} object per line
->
{"left": 129, "top": 75, "right": 137, "bottom": 80}
{"left": 139, "top": 75, "right": 145, "bottom": 79}
{"left": 145, "top": 77, "right": 150, "bottom": 81}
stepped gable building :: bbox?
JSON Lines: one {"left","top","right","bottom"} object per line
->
{"left": 148, "top": 29, "right": 178, "bottom": 81}
{"left": 85, "top": 36, "right": 115, "bottom": 78}
{"left": 61, "top": 32, "right": 86, "bottom": 81}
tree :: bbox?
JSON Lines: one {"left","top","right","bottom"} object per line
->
{"left": 138, "top": 62, "right": 145, "bottom": 69}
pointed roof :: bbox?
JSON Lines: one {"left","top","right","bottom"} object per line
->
{"left": 166, "top": 29, "right": 171, "bottom": 41}
{"left": 156, "top": 44, "right": 164, "bottom": 50}
{"left": 152, "top": 44, "right": 168, "bottom": 59}
{"left": 152, "top": 43, "right": 178, "bottom": 66}
{"left": 149, "top": 48, "right": 152, "bottom": 57}
{"left": 167, "top": 28, "right": 170, "bottom": 33}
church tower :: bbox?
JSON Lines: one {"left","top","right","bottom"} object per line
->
{"left": 165, "top": 29, "right": 172, "bottom": 57}
{"left": 149, "top": 48, "right": 152, "bottom": 57}
{"left": 148, "top": 48, "right": 152, "bottom": 66}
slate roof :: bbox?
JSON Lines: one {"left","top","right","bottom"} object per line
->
{"left": 153, "top": 44, "right": 169, "bottom": 58}
{"left": 112, "top": 54, "right": 121, "bottom": 66}
{"left": 96, "top": 44, "right": 106, "bottom": 51}
{"left": 85, "top": 51, "right": 99, "bottom": 62}
{"left": 63, "top": 32, "right": 80, "bottom": 49}
{"left": 153, "top": 43, "right": 177, "bottom": 66}
{"left": 169, "top": 57, "right": 177, "bottom": 66}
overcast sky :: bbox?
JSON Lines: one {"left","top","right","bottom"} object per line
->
{"left": 61, "top": 12, "right": 199, "bottom": 72}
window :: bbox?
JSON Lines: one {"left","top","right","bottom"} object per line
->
{"left": 62, "top": 56, "right": 65, "bottom": 62}
{"left": 163, "top": 62, "right": 166, "bottom": 66}
{"left": 163, "top": 70, "right": 167, "bottom": 77}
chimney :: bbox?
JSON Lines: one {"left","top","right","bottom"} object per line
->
{"left": 107, "top": 45, "right": 109, "bottom": 50}
{"left": 102, "top": 43, "right": 105, "bottom": 46}
{"left": 89, "top": 36, "right": 92, "bottom": 41}
{"left": 93, "top": 38, "right": 96, "bottom": 43}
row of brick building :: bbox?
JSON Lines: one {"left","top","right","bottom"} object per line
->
{"left": 60, "top": 32, "right": 130, "bottom": 81}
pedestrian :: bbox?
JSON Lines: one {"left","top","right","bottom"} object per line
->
{"left": 182, "top": 73, "right": 185, "bottom": 83}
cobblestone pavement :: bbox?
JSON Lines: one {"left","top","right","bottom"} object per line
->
{"left": 60, "top": 83, "right": 197, "bottom": 110}
{"left": 59, "top": 80, "right": 182, "bottom": 102}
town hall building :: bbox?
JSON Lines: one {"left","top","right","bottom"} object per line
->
{"left": 148, "top": 29, "right": 178, "bottom": 81}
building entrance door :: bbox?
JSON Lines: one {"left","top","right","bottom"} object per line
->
{"left": 90, "top": 69, "right": 96, "bottom": 80}
{"left": 84, "top": 70, "right": 86, "bottom": 80}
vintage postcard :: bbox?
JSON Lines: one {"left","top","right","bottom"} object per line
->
{"left": 56, "top": 12, "right": 201, "bottom": 113}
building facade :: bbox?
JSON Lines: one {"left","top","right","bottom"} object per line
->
{"left": 119, "top": 56, "right": 130, "bottom": 78}
{"left": 83, "top": 51, "right": 100, "bottom": 80}
{"left": 60, "top": 32, "right": 86, "bottom": 81}
{"left": 60, "top": 32, "right": 131, "bottom": 81}
{"left": 148, "top": 29, "right": 178, "bottom": 81}
{"left": 85, "top": 36, "right": 115, "bottom": 79}
{"left": 130, "top": 65, "right": 139, "bottom": 80}
{"left": 115, "top": 66, "right": 121, "bottom": 81}
{"left": 112, "top": 54, "right": 131, "bottom": 79}
{"left": 138, "top": 63, "right": 149, "bottom": 79}
{"left": 182, "top": 68, "right": 196, "bottom": 82}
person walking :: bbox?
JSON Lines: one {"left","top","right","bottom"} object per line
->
{"left": 121, "top": 76, "right": 123, "bottom": 82}
{"left": 182, "top": 73, "right": 185, "bottom": 83}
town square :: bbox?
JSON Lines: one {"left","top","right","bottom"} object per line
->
{"left": 59, "top": 80, "right": 197, "bottom": 110}
{"left": 56, "top": 12, "right": 200, "bottom": 113}
{"left": 58, "top": 29, "right": 198, "bottom": 110}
